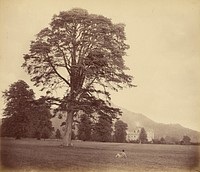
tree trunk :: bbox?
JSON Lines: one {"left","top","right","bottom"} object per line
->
{"left": 62, "top": 111, "right": 73, "bottom": 146}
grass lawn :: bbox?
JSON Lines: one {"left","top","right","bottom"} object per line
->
{"left": 0, "top": 138, "right": 199, "bottom": 172}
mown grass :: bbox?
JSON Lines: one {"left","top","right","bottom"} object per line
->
{"left": 0, "top": 138, "right": 199, "bottom": 172}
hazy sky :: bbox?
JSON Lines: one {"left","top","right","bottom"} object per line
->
{"left": 0, "top": 0, "right": 200, "bottom": 131}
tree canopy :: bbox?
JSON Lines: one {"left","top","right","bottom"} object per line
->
{"left": 2, "top": 80, "right": 35, "bottom": 139}
{"left": 181, "top": 135, "right": 191, "bottom": 145}
{"left": 55, "top": 129, "right": 62, "bottom": 139}
{"left": 32, "top": 97, "right": 54, "bottom": 140}
{"left": 1, "top": 80, "right": 54, "bottom": 139}
{"left": 139, "top": 128, "right": 147, "bottom": 144}
{"left": 22, "top": 8, "right": 134, "bottom": 146}
{"left": 114, "top": 120, "right": 128, "bottom": 143}
{"left": 77, "top": 113, "right": 92, "bottom": 141}
{"left": 92, "top": 113, "right": 113, "bottom": 142}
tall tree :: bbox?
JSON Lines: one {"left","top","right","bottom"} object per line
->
{"left": 1, "top": 80, "right": 35, "bottom": 139}
{"left": 32, "top": 97, "right": 54, "bottom": 140}
{"left": 77, "top": 113, "right": 92, "bottom": 141}
{"left": 114, "top": 120, "right": 128, "bottom": 143}
{"left": 139, "top": 128, "right": 147, "bottom": 144}
{"left": 22, "top": 8, "right": 134, "bottom": 146}
{"left": 55, "top": 129, "right": 62, "bottom": 139}
{"left": 160, "top": 137, "right": 166, "bottom": 144}
{"left": 41, "top": 126, "right": 52, "bottom": 140}
{"left": 92, "top": 113, "right": 113, "bottom": 142}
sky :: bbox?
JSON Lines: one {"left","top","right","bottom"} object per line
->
{"left": 0, "top": 0, "right": 200, "bottom": 131}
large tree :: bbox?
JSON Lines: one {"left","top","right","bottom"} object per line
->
{"left": 139, "top": 128, "right": 147, "bottom": 144}
{"left": 55, "top": 129, "right": 62, "bottom": 139}
{"left": 32, "top": 97, "right": 54, "bottom": 140}
{"left": 114, "top": 120, "right": 128, "bottom": 143}
{"left": 77, "top": 113, "right": 92, "bottom": 141}
{"left": 1, "top": 80, "right": 35, "bottom": 139}
{"left": 22, "top": 8, "right": 134, "bottom": 146}
{"left": 92, "top": 113, "right": 113, "bottom": 142}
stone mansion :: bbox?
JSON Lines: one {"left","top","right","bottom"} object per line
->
{"left": 126, "top": 127, "right": 154, "bottom": 142}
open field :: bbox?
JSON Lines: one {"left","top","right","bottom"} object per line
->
{"left": 0, "top": 138, "right": 199, "bottom": 172}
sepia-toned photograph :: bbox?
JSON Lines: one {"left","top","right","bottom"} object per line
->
{"left": 0, "top": 0, "right": 200, "bottom": 171}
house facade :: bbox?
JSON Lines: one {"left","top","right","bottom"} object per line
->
{"left": 126, "top": 127, "right": 154, "bottom": 142}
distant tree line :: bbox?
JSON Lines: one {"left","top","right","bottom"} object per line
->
{"left": 152, "top": 135, "right": 192, "bottom": 145}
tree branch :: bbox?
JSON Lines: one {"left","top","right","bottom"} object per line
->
{"left": 56, "top": 43, "right": 71, "bottom": 75}
{"left": 46, "top": 54, "right": 71, "bottom": 87}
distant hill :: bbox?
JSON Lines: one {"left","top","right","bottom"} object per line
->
{"left": 50, "top": 106, "right": 200, "bottom": 142}
{"left": 119, "top": 107, "right": 200, "bottom": 142}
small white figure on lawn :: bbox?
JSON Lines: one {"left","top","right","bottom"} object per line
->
{"left": 115, "top": 150, "right": 127, "bottom": 158}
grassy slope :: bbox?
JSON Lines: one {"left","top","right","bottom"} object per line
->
{"left": 0, "top": 138, "right": 199, "bottom": 172}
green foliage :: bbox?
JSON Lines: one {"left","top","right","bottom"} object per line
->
{"left": 1, "top": 80, "right": 35, "bottom": 139}
{"left": 114, "top": 120, "right": 128, "bottom": 143}
{"left": 22, "top": 8, "right": 134, "bottom": 144}
{"left": 77, "top": 113, "right": 92, "bottom": 141}
{"left": 139, "top": 128, "right": 147, "bottom": 144}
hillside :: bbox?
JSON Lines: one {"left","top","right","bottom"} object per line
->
{"left": 50, "top": 106, "right": 200, "bottom": 142}
{"left": 119, "top": 107, "right": 200, "bottom": 142}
